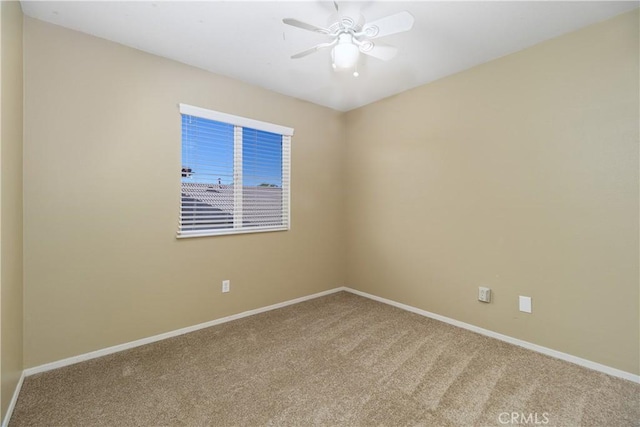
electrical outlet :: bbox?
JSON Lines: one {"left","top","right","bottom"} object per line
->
{"left": 478, "top": 287, "right": 491, "bottom": 303}
{"left": 222, "top": 280, "right": 230, "bottom": 293}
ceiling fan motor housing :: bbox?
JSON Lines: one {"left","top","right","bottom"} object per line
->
{"left": 328, "top": 13, "right": 365, "bottom": 33}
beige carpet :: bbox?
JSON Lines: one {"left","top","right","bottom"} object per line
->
{"left": 10, "top": 292, "right": 640, "bottom": 426}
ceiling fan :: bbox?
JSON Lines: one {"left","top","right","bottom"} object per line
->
{"left": 283, "top": 2, "right": 414, "bottom": 76}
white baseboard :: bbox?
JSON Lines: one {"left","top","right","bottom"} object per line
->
{"left": 21, "top": 285, "right": 638, "bottom": 386}
{"left": 343, "top": 287, "right": 640, "bottom": 384}
{"left": 24, "top": 287, "right": 347, "bottom": 376}
{"left": 2, "top": 370, "right": 25, "bottom": 427}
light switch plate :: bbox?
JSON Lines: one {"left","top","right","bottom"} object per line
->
{"left": 519, "top": 296, "right": 532, "bottom": 313}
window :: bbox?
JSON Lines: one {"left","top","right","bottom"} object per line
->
{"left": 178, "top": 104, "right": 293, "bottom": 238}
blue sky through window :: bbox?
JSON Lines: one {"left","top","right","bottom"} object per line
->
{"left": 243, "top": 128, "right": 283, "bottom": 188}
{"left": 182, "top": 115, "right": 234, "bottom": 185}
{"left": 182, "top": 115, "right": 283, "bottom": 188}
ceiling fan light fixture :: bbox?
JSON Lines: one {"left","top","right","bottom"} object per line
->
{"left": 284, "top": 9, "right": 414, "bottom": 73}
{"left": 331, "top": 39, "right": 360, "bottom": 70}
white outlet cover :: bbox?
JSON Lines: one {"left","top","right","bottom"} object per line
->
{"left": 479, "top": 286, "right": 491, "bottom": 303}
{"left": 519, "top": 296, "right": 532, "bottom": 313}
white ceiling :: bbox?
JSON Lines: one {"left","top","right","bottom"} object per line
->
{"left": 21, "top": 1, "right": 638, "bottom": 112}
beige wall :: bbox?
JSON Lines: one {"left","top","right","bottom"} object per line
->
{"left": 1, "top": 0, "right": 24, "bottom": 419}
{"left": 23, "top": 17, "right": 346, "bottom": 368}
{"left": 345, "top": 10, "right": 639, "bottom": 375}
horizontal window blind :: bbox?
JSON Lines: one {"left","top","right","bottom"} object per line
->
{"left": 179, "top": 105, "right": 292, "bottom": 238}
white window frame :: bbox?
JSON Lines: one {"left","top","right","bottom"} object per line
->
{"left": 178, "top": 104, "right": 293, "bottom": 238}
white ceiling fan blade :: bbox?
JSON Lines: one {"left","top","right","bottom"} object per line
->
{"left": 362, "top": 11, "right": 414, "bottom": 39}
{"left": 291, "top": 41, "right": 336, "bottom": 59}
{"left": 283, "top": 18, "right": 330, "bottom": 35}
{"left": 360, "top": 42, "right": 398, "bottom": 61}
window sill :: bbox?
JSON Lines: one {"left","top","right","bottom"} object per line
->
{"left": 176, "top": 226, "right": 289, "bottom": 239}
